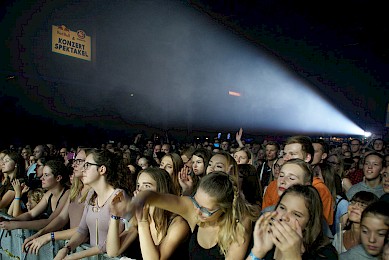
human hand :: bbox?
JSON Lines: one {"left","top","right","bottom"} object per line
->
{"left": 235, "top": 128, "right": 243, "bottom": 142}
{"left": 269, "top": 218, "right": 304, "bottom": 259}
{"left": 0, "top": 221, "right": 16, "bottom": 230}
{"left": 21, "top": 183, "right": 30, "bottom": 194}
{"left": 11, "top": 179, "right": 22, "bottom": 195}
{"left": 178, "top": 167, "right": 193, "bottom": 193}
{"left": 24, "top": 233, "right": 50, "bottom": 254}
{"left": 251, "top": 211, "right": 277, "bottom": 258}
{"left": 110, "top": 191, "right": 130, "bottom": 218}
{"left": 23, "top": 233, "right": 41, "bottom": 252}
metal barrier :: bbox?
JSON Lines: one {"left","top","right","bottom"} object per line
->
{"left": 0, "top": 211, "right": 122, "bottom": 260}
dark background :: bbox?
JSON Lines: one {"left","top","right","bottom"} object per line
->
{"left": 1, "top": 0, "right": 388, "bottom": 147}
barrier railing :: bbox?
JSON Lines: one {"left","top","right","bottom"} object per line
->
{"left": 0, "top": 211, "right": 122, "bottom": 260}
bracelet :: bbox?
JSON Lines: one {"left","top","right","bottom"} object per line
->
{"left": 111, "top": 215, "right": 121, "bottom": 220}
{"left": 51, "top": 232, "right": 55, "bottom": 243}
{"left": 14, "top": 197, "right": 21, "bottom": 200}
{"left": 249, "top": 250, "right": 261, "bottom": 260}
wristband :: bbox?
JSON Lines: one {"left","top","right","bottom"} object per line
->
{"left": 111, "top": 215, "right": 121, "bottom": 220}
{"left": 51, "top": 232, "right": 55, "bottom": 242}
{"left": 249, "top": 250, "right": 261, "bottom": 260}
{"left": 14, "top": 197, "right": 21, "bottom": 200}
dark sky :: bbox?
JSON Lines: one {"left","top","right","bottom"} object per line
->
{"left": 1, "top": 0, "right": 388, "bottom": 144}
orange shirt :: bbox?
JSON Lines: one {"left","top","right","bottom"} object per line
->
{"left": 262, "top": 180, "right": 279, "bottom": 210}
{"left": 312, "top": 177, "right": 334, "bottom": 225}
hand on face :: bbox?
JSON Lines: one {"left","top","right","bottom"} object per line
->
{"left": 269, "top": 218, "right": 304, "bottom": 257}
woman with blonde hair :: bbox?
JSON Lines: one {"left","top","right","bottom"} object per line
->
{"left": 129, "top": 171, "right": 259, "bottom": 259}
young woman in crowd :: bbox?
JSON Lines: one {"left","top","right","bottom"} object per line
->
{"left": 179, "top": 148, "right": 212, "bottom": 196}
{"left": 248, "top": 184, "right": 338, "bottom": 259}
{"left": 340, "top": 200, "right": 389, "bottom": 259}
{"left": 106, "top": 167, "right": 191, "bottom": 259}
{"left": 22, "top": 148, "right": 93, "bottom": 255}
{"left": 206, "top": 151, "right": 239, "bottom": 177}
{"left": 0, "top": 159, "right": 69, "bottom": 230}
{"left": 129, "top": 172, "right": 259, "bottom": 259}
{"left": 53, "top": 149, "right": 132, "bottom": 260}
{"left": 0, "top": 151, "right": 26, "bottom": 210}
{"left": 332, "top": 191, "right": 379, "bottom": 253}
{"left": 160, "top": 153, "right": 183, "bottom": 195}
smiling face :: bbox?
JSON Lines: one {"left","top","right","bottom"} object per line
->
{"left": 363, "top": 154, "right": 383, "bottom": 181}
{"left": 276, "top": 193, "right": 309, "bottom": 230}
{"left": 360, "top": 214, "right": 388, "bottom": 256}
{"left": 277, "top": 163, "right": 307, "bottom": 196}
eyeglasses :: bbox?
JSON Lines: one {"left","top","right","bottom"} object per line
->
{"left": 73, "top": 159, "right": 85, "bottom": 165}
{"left": 83, "top": 162, "right": 101, "bottom": 170}
{"left": 349, "top": 200, "right": 368, "bottom": 209}
{"left": 189, "top": 196, "right": 220, "bottom": 217}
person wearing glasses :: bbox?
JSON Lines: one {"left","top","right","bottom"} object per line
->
{"left": 53, "top": 149, "right": 132, "bottom": 260}
{"left": 0, "top": 159, "right": 69, "bottom": 230}
{"left": 106, "top": 167, "right": 190, "bottom": 259}
{"left": 128, "top": 171, "right": 259, "bottom": 259}
{"left": 332, "top": 191, "right": 378, "bottom": 254}
{"left": 22, "top": 148, "right": 93, "bottom": 255}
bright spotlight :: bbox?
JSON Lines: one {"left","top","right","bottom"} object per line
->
{"left": 364, "top": 131, "right": 372, "bottom": 138}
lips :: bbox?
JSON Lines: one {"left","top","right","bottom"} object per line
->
{"left": 278, "top": 187, "right": 286, "bottom": 192}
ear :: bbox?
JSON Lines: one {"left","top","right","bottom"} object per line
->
{"left": 99, "top": 165, "right": 107, "bottom": 175}
{"left": 305, "top": 154, "right": 312, "bottom": 163}
{"left": 321, "top": 152, "right": 328, "bottom": 161}
{"left": 56, "top": 175, "right": 62, "bottom": 183}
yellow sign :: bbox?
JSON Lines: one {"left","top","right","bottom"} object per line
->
{"left": 52, "top": 25, "right": 91, "bottom": 61}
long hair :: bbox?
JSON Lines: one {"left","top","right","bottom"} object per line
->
{"left": 276, "top": 185, "right": 329, "bottom": 254}
{"left": 238, "top": 164, "right": 262, "bottom": 206}
{"left": 0, "top": 151, "right": 26, "bottom": 198}
{"left": 198, "top": 172, "right": 259, "bottom": 256}
{"left": 69, "top": 148, "right": 93, "bottom": 203}
{"left": 161, "top": 153, "right": 183, "bottom": 195}
{"left": 136, "top": 168, "right": 176, "bottom": 238}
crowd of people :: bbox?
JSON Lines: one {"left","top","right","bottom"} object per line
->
{"left": 0, "top": 129, "right": 388, "bottom": 259}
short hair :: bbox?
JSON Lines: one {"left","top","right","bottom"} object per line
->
{"left": 363, "top": 152, "right": 384, "bottom": 166}
{"left": 281, "top": 158, "right": 313, "bottom": 184}
{"left": 45, "top": 159, "right": 70, "bottom": 187}
{"left": 285, "top": 136, "right": 314, "bottom": 163}
{"left": 266, "top": 141, "right": 280, "bottom": 151}
{"left": 350, "top": 138, "right": 361, "bottom": 145}
{"left": 312, "top": 139, "right": 329, "bottom": 154}
{"left": 27, "top": 188, "right": 45, "bottom": 204}
{"left": 361, "top": 200, "right": 389, "bottom": 226}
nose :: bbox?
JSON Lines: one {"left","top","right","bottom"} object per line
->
{"left": 280, "top": 212, "right": 290, "bottom": 222}
{"left": 283, "top": 154, "right": 290, "bottom": 161}
{"left": 368, "top": 233, "right": 376, "bottom": 243}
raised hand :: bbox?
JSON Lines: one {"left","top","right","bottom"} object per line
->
{"left": 178, "top": 166, "right": 194, "bottom": 195}
{"left": 250, "top": 211, "right": 277, "bottom": 258}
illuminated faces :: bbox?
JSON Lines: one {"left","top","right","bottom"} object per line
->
{"left": 277, "top": 163, "right": 307, "bottom": 196}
